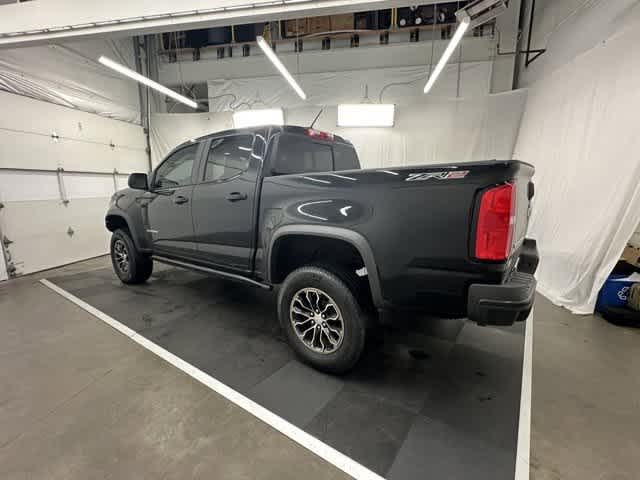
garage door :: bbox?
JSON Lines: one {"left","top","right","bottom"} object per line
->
{"left": 0, "top": 91, "right": 148, "bottom": 277}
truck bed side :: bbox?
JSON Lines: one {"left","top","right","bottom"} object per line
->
{"left": 258, "top": 160, "right": 534, "bottom": 315}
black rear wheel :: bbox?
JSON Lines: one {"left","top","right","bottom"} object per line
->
{"left": 110, "top": 229, "right": 153, "bottom": 284}
{"left": 278, "top": 265, "right": 367, "bottom": 374}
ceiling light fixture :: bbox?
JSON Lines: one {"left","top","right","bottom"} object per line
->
{"left": 460, "top": 0, "right": 509, "bottom": 28}
{"left": 423, "top": 16, "right": 470, "bottom": 94}
{"left": 233, "top": 108, "right": 284, "bottom": 128}
{"left": 337, "top": 104, "right": 395, "bottom": 128}
{"left": 98, "top": 55, "right": 198, "bottom": 109}
{"left": 256, "top": 36, "right": 307, "bottom": 100}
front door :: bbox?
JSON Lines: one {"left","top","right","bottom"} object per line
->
{"left": 191, "top": 134, "right": 260, "bottom": 271}
{"left": 144, "top": 143, "right": 200, "bottom": 259}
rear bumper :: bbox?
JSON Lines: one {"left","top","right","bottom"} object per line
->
{"left": 467, "top": 239, "right": 538, "bottom": 326}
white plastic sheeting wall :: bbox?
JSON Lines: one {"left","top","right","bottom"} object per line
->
{"left": 291, "top": 91, "right": 526, "bottom": 168}
{"left": 161, "top": 36, "right": 497, "bottom": 89}
{"left": 518, "top": 0, "right": 640, "bottom": 87}
{"left": 208, "top": 62, "right": 493, "bottom": 112}
{"left": 513, "top": 12, "right": 640, "bottom": 314}
{"left": 0, "top": 38, "right": 140, "bottom": 123}
{"left": 0, "top": 91, "right": 147, "bottom": 277}
{"left": 151, "top": 89, "right": 527, "bottom": 170}
{"left": 630, "top": 224, "right": 640, "bottom": 249}
{"left": 0, "top": 245, "right": 7, "bottom": 281}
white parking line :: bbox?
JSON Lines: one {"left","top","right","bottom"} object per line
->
{"left": 515, "top": 308, "right": 533, "bottom": 480}
{"left": 40, "top": 278, "right": 385, "bottom": 480}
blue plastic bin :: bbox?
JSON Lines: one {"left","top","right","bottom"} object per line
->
{"left": 596, "top": 275, "right": 636, "bottom": 311}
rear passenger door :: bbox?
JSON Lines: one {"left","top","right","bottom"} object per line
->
{"left": 191, "top": 133, "right": 263, "bottom": 271}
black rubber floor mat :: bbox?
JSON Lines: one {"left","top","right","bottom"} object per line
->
{"left": 49, "top": 266, "right": 526, "bottom": 479}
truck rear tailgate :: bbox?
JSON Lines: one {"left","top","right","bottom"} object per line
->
{"left": 352, "top": 160, "right": 535, "bottom": 314}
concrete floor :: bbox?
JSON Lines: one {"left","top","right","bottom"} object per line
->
{"left": 1, "top": 256, "right": 639, "bottom": 480}
{"left": 531, "top": 296, "right": 640, "bottom": 480}
{"left": 0, "top": 260, "right": 349, "bottom": 480}
{"left": 45, "top": 260, "right": 527, "bottom": 479}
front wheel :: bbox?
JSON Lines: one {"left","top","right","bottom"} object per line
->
{"left": 110, "top": 229, "right": 153, "bottom": 284}
{"left": 278, "top": 266, "right": 367, "bottom": 374}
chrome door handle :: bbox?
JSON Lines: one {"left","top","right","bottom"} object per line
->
{"left": 174, "top": 195, "right": 189, "bottom": 205}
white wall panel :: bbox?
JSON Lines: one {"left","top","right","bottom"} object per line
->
{"left": 0, "top": 171, "right": 59, "bottom": 202}
{"left": 0, "top": 91, "right": 145, "bottom": 149}
{"left": 65, "top": 173, "right": 115, "bottom": 200}
{"left": 0, "top": 197, "right": 111, "bottom": 276}
{"left": 0, "top": 130, "right": 147, "bottom": 173}
{"left": 0, "top": 91, "right": 148, "bottom": 173}
{"left": 117, "top": 174, "right": 130, "bottom": 190}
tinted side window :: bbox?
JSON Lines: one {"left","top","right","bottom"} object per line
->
{"left": 204, "top": 135, "right": 253, "bottom": 182}
{"left": 333, "top": 144, "right": 360, "bottom": 171}
{"left": 154, "top": 144, "right": 197, "bottom": 188}
{"left": 272, "top": 135, "right": 332, "bottom": 175}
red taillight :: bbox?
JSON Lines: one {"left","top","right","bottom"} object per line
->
{"left": 475, "top": 183, "right": 516, "bottom": 261}
{"left": 306, "top": 128, "right": 334, "bottom": 141}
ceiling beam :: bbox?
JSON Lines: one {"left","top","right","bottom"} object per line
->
{"left": 0, "top": 0, "right": 435, "bottom": 48}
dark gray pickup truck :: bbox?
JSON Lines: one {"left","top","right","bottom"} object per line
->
{"left": 106, "top": 125, "right": 538, "bottom": 373}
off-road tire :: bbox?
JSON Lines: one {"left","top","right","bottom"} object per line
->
{"left": 278, "top": 265, "right": 367, "bottom": 374}
{"left": 110, "top": 228, "right": 153, "bottom": 284}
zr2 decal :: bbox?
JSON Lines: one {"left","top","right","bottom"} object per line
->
{"left": 405, "top": 170, "right": 470, "bottom": 182}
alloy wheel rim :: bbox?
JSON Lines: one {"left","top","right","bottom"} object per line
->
{"left": 113, "top": 239, "right": 130, "bottom": 274}
{"left": 289, "top": 287, "right": 344, "bottom": 354}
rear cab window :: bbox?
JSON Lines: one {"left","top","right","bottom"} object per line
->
{"left": 333, "top": 143, "right": 360, "bottom": 171}
{"left": 269, "top": 133, "right": 360, "bottom": 176}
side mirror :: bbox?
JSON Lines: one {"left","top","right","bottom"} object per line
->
{"left": 128, "top": 173, "right": 149, "bottom": 190}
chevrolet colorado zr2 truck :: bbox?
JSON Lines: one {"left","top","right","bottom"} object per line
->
{"left": 105, "top": 125, "right": 539, "bottom": 373}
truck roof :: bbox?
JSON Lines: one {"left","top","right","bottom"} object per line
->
{"left": 191, "top": 125, "right": 352, "bottom": 146}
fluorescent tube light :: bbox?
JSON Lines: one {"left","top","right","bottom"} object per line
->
{"left": 423, "top": 17, "right": 471, "bottom": 94}
{"left": 98, "top": 55, "right": 198, "bottom": 109}
{"left": 233, "top": 108, "right": 284, "bottom": 128}
{"left": 337, "top": 104, "right": 395, "bottom": 128}
{"left": 256, "top": 36, "right": 307, "bottom": 100}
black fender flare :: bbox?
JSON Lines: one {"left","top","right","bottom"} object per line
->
{"left": 267, "top": 225, "right": 384, "bottom": 308}
{"left": 105, "top": 209, "right": 151, "bottom": 253}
